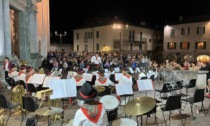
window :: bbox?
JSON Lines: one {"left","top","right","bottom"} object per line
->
{"left": 88, "top": 32, "right": 93, "bottom": 39}
{"left": 76, "top": 33, "right": 79, "bottom": 40}
{"left": 167, "top": 42, "right": 176, "bottom": 49}
{"left": 197, "top": 27, "right": 205, "bottom": 34}
{"left": 113, "top": 42, "right": 121, "bottom": 49}
{"left": 170, "top": 29, "right": 175, "bottom": 37}
{"left": 84, "top": 44, "right": 88, "bottom": 52}
{"left": 181, "top": 28, "right": 190, "bottom": 35}
{"left": 77, "top": 45, "right": 79, "bottom": 51}
{"left": 84, "top": 32, "right": 88, "bottom": 39}
{"left": 129, "top": 30, "right": 135, "bottom": 41}
{"left": 96, "top": 43, "right": 99, "bottom": 51}
{"left": 96, "top": 31, "right": 99, "bottom": 38}
{"left": 180, "top": 42, "right": 190, "bottom": 49}
{"left": 195, "top": 41, "right": 206, "bottom": 49}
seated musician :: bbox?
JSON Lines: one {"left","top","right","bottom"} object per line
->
{"left": 25, "top": 66, "right": 35, "bottom": 83}
{"left": 71, "top": 68, "right": 86, "bottom": 106}
{"left": 18, "top": 65, "right": 26, "bottom": 78}
{"left": 95, "top": 70, "right": 114, "bottom": 96}
{"left": 118, "top": 67, "right": 132, "bottom": 85}
{"left": 73, "top": 82, "right": 108, "bottom": 126}
{"left": 8, "top": 64, "right": 18, "bottom": 80}
{"left": 138, "top": 70, "right": 147, "bottom": 80}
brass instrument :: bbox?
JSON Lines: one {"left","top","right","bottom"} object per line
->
{"left": 38, "top": 68, "right": 45, "bottom": 74}
{"left": 11, "top": 84, "right": 25, "bottom": 112}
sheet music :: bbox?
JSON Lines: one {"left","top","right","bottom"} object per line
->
{"left": 43, "top": 76, "right": 61, "bottom": 87}
{"left": 115, "top": 73, "right": 122, "bottom": 80}
{"left": 129, "top": 67, "right": 134, "bottom": 74}
{"left": 137, "top": 79, "right": 154, "bottom": 91}
{"left": 30, "top": 74, "right": 46, "bottom": 84}
{"left": 114, "top": 67, "right": 120, "bottom": 73}
{"left": 18, "top": 74, "right": 26, "bottom": 82}
{"left": 115, "top": 83, "right": 133, "bottom": 96}
{"left": 49, "top": 79, "right": 77, "bottom": 99}
{"left": 85, "top": 73, "right": 93, "bottom": 81}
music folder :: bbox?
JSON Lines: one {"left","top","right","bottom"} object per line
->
{"left": 115, "top": 83, "right": 133, "bottom": 96}
{"left": 30, "top": 74, "right": 46, "bottom": 84}
{"left": 137, "top": 79, "right": 154, "bottom": 91}
{"left": 43, "top": 76, "right": 61, "bottom": 87}
{"left": 49, "top": 79, "right": 77, "bottom": 99}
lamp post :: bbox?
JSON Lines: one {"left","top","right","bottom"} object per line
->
{"left": 55, "top": 31, "right": 67, "bottom": 49}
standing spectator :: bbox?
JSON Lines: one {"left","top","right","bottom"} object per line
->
{"left": 2, "top": 57, "right": 12, "bottom": 78}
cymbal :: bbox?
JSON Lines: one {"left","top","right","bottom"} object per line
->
{"left": 123, "top": 96, "right": 156, "bottom": 116}
{"left": 35, "top": 107, "right": 63, "bottom": 116}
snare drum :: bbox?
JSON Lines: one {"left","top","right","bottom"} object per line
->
{"left": 112, "top": 118, "right": 137, "bottom": 126}
{"left": 99, "top": 95, "right": 119, "bottom": 111}
{"left": 100, "top": 95, "right": 119, "bottom": 121}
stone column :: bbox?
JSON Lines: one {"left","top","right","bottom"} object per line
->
{"left": 18, "top": 12, "right": 28, "bottom": 59}
{"left": 0, "top": 0, "right": 5, "bottom": 56}
{"left": 3, "top": 0, "right": 11, "bottom": 56}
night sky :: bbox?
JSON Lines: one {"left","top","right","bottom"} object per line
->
{"left": 50, "top": 0, "right": 210, "bottom": 43}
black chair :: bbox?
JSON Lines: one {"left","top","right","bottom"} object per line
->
{"left": 182, "top": 88, "right": 206, "bottom": 120}
{"left": 5, "top": 77, "right": 15, "bottom": 88}
{"left": 161, "top": 95, "right": 185, "bottom": 126}
{"left": 183, "top": 79, "right": 196, "bottom": 95}
{"left": 149, "top": 74, "right": 155, "bottom": 81}
{"left": 21, "top": 96, "right": 38, "bottom": 125}
{"left": 0, "top": 94, "right": 20, "bottom": 126}
{"left": 27, "top": 83, "right": 37, "bottom": 95}
{"left": 155, "top": 82, "right": 173, "bottom": 101}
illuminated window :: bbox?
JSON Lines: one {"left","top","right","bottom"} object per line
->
{"left": 195, "top": 41, "right": 206, "bottom": 49}
{"left": 167, "top": 42, "right": 176, "bottom": 49}
{"left": 180, "top": 42, "right": 190, "bottom": 49}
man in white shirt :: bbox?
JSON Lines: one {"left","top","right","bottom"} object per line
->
{"left": 73, "top": 83, "right": 108, "bottom": 126}
{"left": 91, "top": 53, "right": 101, "bottom": 71}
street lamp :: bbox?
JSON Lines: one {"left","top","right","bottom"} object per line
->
{"left": 55, "top": 31, "right": 67, "bottom": 44}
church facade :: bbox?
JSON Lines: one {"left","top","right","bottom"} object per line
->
{"left": 0, "top": 0, "right": 50, "bottom": 68}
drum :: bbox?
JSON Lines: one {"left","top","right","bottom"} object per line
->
{"left": 100, "top": 95, "right": 119, "bottom": 122}
{"left": 112, "top": 118, "right": 137, "bottom": 126}
{"left": 99, "top": 95, "right": 119, "bottom": 111}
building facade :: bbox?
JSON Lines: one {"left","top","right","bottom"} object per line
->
{"left": 73, "top": 24, "right": 162, "bottom": 57}
{"left": 0, "top": 0, "right": 50, "bottom": 68}
{"left": 163, "top": 20, "right": 210, "bottom": 62}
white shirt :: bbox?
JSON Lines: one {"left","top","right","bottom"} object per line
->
{"left": 5, "top": 62, "right": 9, "bottom": 71}
{"left": 118, "top": 73, "right": 132, "bottom": 84}
{"left": 91, "top": 56, "right": 101, "bottom": 64}
{"left": 71, "top": 76, "right": 86, "bottom": 86}
{"left": 73, "top": 104, "right": 108, "bottom": 126}
{"left": 95, "top": 78, "right": 114, "bottom": 86}
{"left": 8, "top": 70, "right": 18, "bottom": 79}
{"left": 138, "top": 72, "right": 147, "bottom": 80}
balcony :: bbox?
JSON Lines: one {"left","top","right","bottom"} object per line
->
{"left": 128, "top": 36, "right": 147, "bottom": 44}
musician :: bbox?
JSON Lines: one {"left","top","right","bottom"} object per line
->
{"left": 25, "top": 66, "right": 35, "bottom": 83}
{"left": 95, "top": 70, "right": 114, "bottom": 96}
{"left": 138, "top": 70, "right": 147, "bottom": 80}
{"left": 71, "top": 68, "right": 86, "bottom": 86}
{"left": 73, "top": 83, "right": 108, "bottom": 126}
{"left": 118, "top": 67, "right": 132, "bottom": 85}
{"left": 200, "top": 61, "right": 210, "bottom": 94}
{"left": 2, "top": 57, "right": 12, "bottom": 78}
{"left": 8, "top": 64, "right": 18, "bottom": 80}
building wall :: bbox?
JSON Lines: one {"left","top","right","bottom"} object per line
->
{"left": 164, "top": 21, "right": 210, "bottom": 60}
{"left": 73, "top": 24, "right": 158, "bottom": 53}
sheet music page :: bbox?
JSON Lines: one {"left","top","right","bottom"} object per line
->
{"left": 129, "top": 67, "right": 134, "bottom": 73}
{"left": 115, "top": 83, "right": 133, "bottom": 96}
{"left": 64, "top": 79, "right": 77, "bottom": 97}
{"left": 115, "top": 73, "right": 122, "bottom": 80}
{"left": 31, "top": 74, "right": 46, "bottom": 84}
{"left": 85, "top": 73, "right": 93, "bottom": 81}
{"left": 43, "top": 76, "right": 61, "bottom": 87}
{"left": 104, "top": 73, "right": 109, "bottom": 79}
{"left": 114, "top": 67, "right": 120, "bottom": 73}
{"left": 49, "top": 79, "right": 65, "bottom": 99}
{"left": 137, "top": 79, "right": 154, "bottom": 91}
{"left": 18, "top": 74, "right": 26, "bottom": 82}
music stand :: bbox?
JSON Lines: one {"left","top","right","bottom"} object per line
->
{"left": 137, "top": 79, "right": 154, "bottom": 96}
